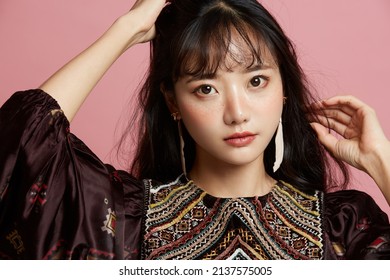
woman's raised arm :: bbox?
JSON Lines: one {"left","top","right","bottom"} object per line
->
{"left": 39, "top": 0, "right": 167, "bottom": 122}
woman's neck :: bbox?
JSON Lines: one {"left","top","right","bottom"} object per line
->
{"left": 188, "top": 156, "right": 275, "bottom": 198}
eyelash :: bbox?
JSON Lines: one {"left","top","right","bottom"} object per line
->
{"left": 192, "top": 75, "right": 269, "bottom": 95}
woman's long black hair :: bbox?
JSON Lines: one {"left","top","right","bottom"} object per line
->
{"left": 122, "top": 0, "right": 349, "bottom": 192}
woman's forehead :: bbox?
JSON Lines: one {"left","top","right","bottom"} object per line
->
{"left": 180, "top": 33, "right": 277, "bottom": 77}
{"left": 224, "top": 35, "right": 277, "bottom": 68}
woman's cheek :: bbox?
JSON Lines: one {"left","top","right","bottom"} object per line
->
{"left": 180, "top": 102, "right": 220, "bottom": 137}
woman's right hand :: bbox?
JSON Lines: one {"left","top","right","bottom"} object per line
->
{"left": 124, "top": 0, "right": 168, "bottom": 46}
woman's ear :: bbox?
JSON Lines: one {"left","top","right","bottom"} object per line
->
{"left": 161, "top": 83, "right": 180, "bottom": 116}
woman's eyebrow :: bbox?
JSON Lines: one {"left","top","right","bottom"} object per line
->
{"left": 244, "top": 63, "right": 274, "bottom": 73}
{"left": 185, "top": 72, "right": 217, "bottom": 84}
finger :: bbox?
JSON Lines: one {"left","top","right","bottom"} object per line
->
{"left": 310, "top": 122, "right": 338, "bottom": 155}
{"left": 312, "top": 115, "right": 356, "bottom": 139}
{"left": 321, "top": 95, "right": 367, "bottom": 109}
{"left": 318, "top": 115, "right": 361, "bottom": 140}
{"left": 310, "top": 100, "right": 356, "bottom": 117}
{"left": 311, "top": 108, "right": 352, "bottom": 126}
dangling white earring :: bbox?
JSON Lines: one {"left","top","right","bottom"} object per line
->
{"left": 273, "top": 118, "right": 284, "bottom": 173}
{"left": 172, "top": 112, "right": 187, "bottom": 176}
{"left": 178, "top": 120, "right": 187, "bottom": 176}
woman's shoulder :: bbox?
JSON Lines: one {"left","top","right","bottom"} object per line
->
{"left": 276, "top": 180, "right": 387, "bottom": 222}
{"left": 275, "top": 181, "right": 390, "bottom": 259}
{"left": 323, "top": 188, "right": 388, "bottom": 220}
{"left": 322, "top": 188, "right": 390, "bottom": 259}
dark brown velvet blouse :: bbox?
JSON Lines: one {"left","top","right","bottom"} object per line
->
{"left": 0, "top": 89, "right": 389, "bottom": 259}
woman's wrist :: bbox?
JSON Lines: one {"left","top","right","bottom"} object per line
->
{"left": 113, "top": 10, "right": 155, "bottom": 51}
{"left": 364, "top": 140, "right": 390, "bottom": 205}
{"left": 109, "top": 13, "right": 142, "bottom": 53}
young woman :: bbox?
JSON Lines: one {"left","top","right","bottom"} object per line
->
{"left": 0, "top": 0, "right": 389, "bottom": 259}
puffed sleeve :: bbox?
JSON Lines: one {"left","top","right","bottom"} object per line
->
{"left": 0, "top": 89, "right": 144, "bottom": 259}
{"left": 324, "top": 190, "right": 390, "bottom": 259}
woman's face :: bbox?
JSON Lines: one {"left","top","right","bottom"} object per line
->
{"left": 172, "top": 41, "right": 284, "bottom": 171}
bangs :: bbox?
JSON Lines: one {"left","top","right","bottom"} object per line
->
{"left": 172, "top": 8, "right": 276, "bottom": 80}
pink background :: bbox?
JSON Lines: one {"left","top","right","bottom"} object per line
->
{"left": 1, "top": 0, "right": 389, "bottom": 215}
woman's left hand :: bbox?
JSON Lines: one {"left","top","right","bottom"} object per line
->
{"left": 309, "top": 95, "right": 389, "bottom": 173}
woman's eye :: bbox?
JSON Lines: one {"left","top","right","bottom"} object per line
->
{"left": 250, "top": 76, "right": 268, "bottom": 88}
{"left": 195, "top": 85, "right": 216, "bottom": 95}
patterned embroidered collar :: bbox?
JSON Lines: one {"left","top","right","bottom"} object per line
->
{"left": 141, "top": 175, "right": 324, "bottom": 260}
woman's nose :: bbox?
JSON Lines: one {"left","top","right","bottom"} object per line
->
{"left": 223, "top": 87, "right": 250, "bottom": 125}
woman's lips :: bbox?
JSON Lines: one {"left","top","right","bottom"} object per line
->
{"left": 224, "top": 132, "right": 256, "bottom": 147}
